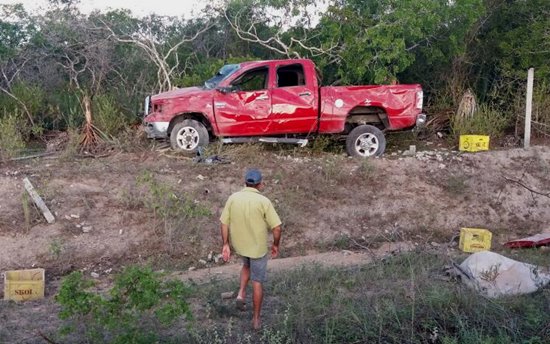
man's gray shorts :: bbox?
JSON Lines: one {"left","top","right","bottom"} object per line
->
{"left": 242, "top": 254, "right": 268, "bottom": 283}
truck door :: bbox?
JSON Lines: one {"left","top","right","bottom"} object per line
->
{"left": 213, "top": 66, "right": 271, "bottom": 136}
{"left": 269, "top": 63, "right": 318, "bottom": 134}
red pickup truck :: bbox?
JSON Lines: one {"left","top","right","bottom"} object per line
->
{"left": 143, "top": 59, "right": 425, "bottom": 157}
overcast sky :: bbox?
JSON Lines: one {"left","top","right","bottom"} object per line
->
{"left": 0, "top": 0, "right": 208, "bottom": 17}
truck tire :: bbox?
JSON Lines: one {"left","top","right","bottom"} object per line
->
{"left": 346, "top": 125, "right": 386, "bottom": 157}
{"left": 170, "top": 119, "right": 209, "bottom": 153}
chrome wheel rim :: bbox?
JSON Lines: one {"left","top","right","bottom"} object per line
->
{"left": 176, "top": 126, "right": 200, "bottom": 150}
{"left": 354, "top": 133, "right": 379, "bottom": 157}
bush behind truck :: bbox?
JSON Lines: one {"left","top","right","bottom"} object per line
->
{"left": 143, "top": 59, "right": 426, "bottom": 157}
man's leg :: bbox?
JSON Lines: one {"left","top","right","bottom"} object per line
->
{"left": 238, "top": 263, "right": 250, "bottom": 301}
{"left": 249, "top": 255, "right": 268, "bottom": 329}
{"left": 252, "top": 280, "right": 263, "bottom": 329}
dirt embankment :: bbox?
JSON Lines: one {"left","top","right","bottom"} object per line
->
{"left": 1, "top": 145, "right": 549, "bottom": 283}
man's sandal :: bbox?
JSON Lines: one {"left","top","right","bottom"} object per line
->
{"left": 236, "top": 298, "right": 246, "bottom": 311}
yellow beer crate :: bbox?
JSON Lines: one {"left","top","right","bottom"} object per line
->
{"left": 4, "top": 268, "right": 45, "bottom": 301}
{"left": 459, "top": 228, "right": 492, "bottom": 253}
{"left": 459, "top": 135, "right": 490, "bottom": 152}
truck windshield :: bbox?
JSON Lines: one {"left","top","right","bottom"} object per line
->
{"left": 204, "top": 64, "right": 240, "bottom": 89}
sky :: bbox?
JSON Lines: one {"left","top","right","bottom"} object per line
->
{"left": 0, "top": 0, "right": 208, "bottom": 18}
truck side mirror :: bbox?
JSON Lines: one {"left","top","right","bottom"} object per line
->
{"left": 216, "top": 86, "right": 236, "bottom": 94}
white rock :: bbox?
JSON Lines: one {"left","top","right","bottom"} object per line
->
{"left": 70, "top": 214, "right": 80, "bottom": 219}
{"left": 207, "top": 251, "right": 213, "bottom": 261}
{"left": 91, "top": 272, "right": 100, "bottom": 278}
{"left": 199, "top": 259, "right": 207, "bottom": 265}
{"left": 438, "top": 164, "right": 446, "bottom": 169}
{"left": 119, "top": 229, "right": 123, "bottom": 235}
{"left": 197, "top": 175, "right": 205, "bottom": 180}
{"left": 188, "top": 266, "right": 196, "bottom": 271}
{"left": 82, "top": 226, "right": 92, "bottom": 233}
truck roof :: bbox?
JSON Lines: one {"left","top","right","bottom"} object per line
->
{"left": 238, "top": 59, "right": 313, "bottom": 68}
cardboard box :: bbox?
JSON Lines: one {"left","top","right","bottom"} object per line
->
{"left": 4, "top": 268, "right": 45, "bottom": 301}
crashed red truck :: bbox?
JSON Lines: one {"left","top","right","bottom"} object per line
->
{"left": 143, "top": 59, "right": 426, "bottom": 157}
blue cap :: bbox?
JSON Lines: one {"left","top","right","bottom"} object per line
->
{"left": 245, "top": 169, "right": 262, "bottom": 184}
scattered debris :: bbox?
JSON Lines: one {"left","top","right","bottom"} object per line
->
{"left": 402, "top": 145, "right": 417, "bottom": 156}
{"left": 23, "top": 177, "right": 55, "bottom": 224}
{"left": 504, "top": 232, "right": 550, "bottom": 248}
{"left": 70, "top": 214, "right": 80, "bottom": 219}
{"left": 453, "top": 251, "right": 550, "bottom": 298}
{"left": 82, "top": 226, "right": 92, "bottom": 233}
{"left": 221, "top": 291, "right": 235, "bottom": 299}
{"left": 193, "top": 147, "right": 230, "bottom": 164}
{"left": 207, "top": 251, "right": 213, "bottom": 262}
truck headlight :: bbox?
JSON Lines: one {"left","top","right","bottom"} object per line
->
{"left": 144, "top": 96, "right": 151, "bottom": 116}
{"left": 416, "top": 90, "right": 423, "bottom": 110}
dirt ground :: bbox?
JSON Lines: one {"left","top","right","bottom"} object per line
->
{"left": 1, "top": 140, "right": 550, "bottom": 342}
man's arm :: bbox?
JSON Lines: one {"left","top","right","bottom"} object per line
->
{"left": 271, "top": 225, "right": 282, "bottom": 258}
{"left": 221, "top": 223, "right": 231, "bottom": 262}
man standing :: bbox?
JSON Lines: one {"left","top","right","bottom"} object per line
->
{"left": 220, "top": 169, "right": 282, "bottom": 330}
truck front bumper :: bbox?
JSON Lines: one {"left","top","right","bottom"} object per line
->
{"left": 144, "top": 121, "right": 169, "bottom": 138}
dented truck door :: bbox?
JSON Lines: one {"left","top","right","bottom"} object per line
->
{"left": 269, "top": 61, "right": 318, "bottom": 134}
{"left": 213, "top": 65, "right": 272, "bottom": 136}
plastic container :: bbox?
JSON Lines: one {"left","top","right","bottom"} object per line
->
{"left": 459, "top": 135, "right": 490, "bottom": 152}
{"left": 459, "top": 228, "right": 492, "bottom": 253}
{"left": 4, "top": 268, "right": 45, "bottom": 301}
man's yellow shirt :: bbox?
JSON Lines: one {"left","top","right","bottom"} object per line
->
{"left": 220, "top": 187, "right": 282, "bottom": 258}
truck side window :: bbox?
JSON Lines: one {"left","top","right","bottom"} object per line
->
{"left": 231, "top": 67, "right": 268, "bottom": 92}
{"left": 277, "top": 64, "right": 305, "bottom": 88}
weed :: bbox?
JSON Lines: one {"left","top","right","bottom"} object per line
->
{"left": 444, "top": 174, "right": 469, "bottom": 195}
{"left": 358, "top": 158, "right": 375, "bottom": 180}
{"left": 60, "top": 128, "right": 81, "bottom": 160}
{"left": 309, "top": 135, "right": 335, "bottom": 155}
{"left": 136, "top": 170, "right": 212, "bottom": 253}
{"left": 21, "top": 192, "right": 32, "bottom": 232}
{"left": 49, "top": 239, "right": 64, "bottom": 259}
{"left": 56, "top": 266, "right": 193, "bottom": 343}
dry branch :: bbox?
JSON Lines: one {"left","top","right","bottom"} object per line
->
{"left": 502, "top": 175, "right": 550, "bottom": 198}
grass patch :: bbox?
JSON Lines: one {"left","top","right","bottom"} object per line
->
{"left": 189, "top": 251, "right": 549, "bottom": 343}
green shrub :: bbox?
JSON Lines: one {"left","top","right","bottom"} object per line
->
{"left": 56, "top": 266, "right": 193, "bottom": 343}
{"left": 451, "top": 104, "right": 512, "bottom": 139}
{"left": 0, "top": 111, "right": 26, "bottom": 160}
{"left": 93, "top": 94, "right": 130, "bottom": 137}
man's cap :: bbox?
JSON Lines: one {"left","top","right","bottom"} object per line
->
{"left": 245, "top": 169, "right": 262, "bottom": 184}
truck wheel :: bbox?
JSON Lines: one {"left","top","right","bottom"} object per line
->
{"left": 170, "top": 119, "right": 209, "bottom": 153}
{"left": 346, "top": 125, "right": 386, "bottom": 157}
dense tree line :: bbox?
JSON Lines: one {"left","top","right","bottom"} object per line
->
{"left": 0, "top": 0, "right": 549, "bottom": 154}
